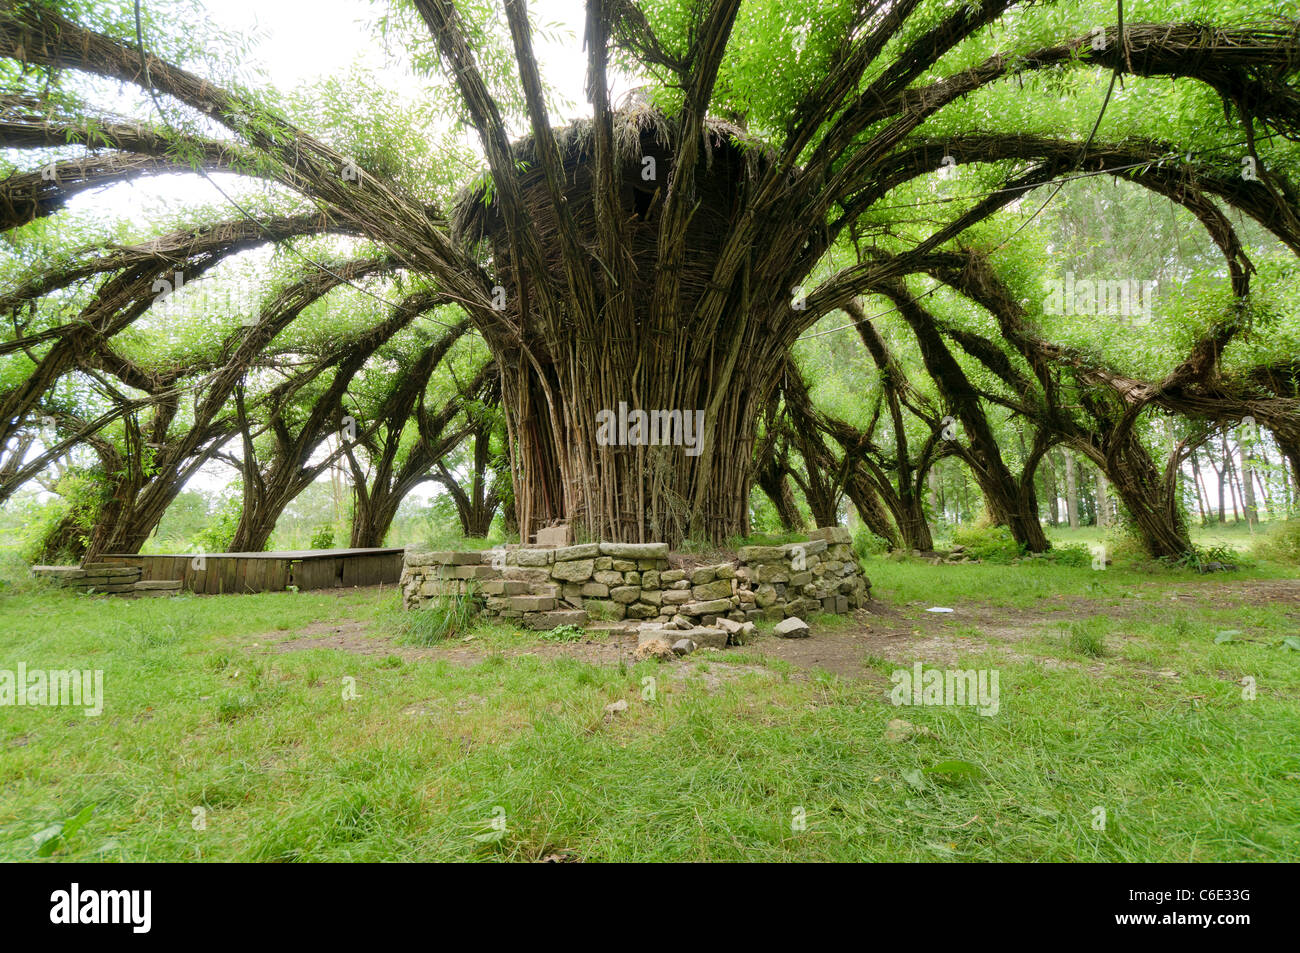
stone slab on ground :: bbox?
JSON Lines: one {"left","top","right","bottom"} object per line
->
{"left": 518, "top": 609, "right": 588, "bottom": 630}
{"left": 773, "top": 616, "right": 811, "bottom": 639}
{"left": 639, "top": 625, "right": 726, "bottom": 650}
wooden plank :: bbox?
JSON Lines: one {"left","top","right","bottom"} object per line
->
{"left": 84, "top": 549, "right": 404, "bottom": 594}
{"left": 314, "top": 559, "right": 339, "bottom": 590}
{"left": 311, "top": 559, "right": 334, "bottom": 590}
{"left": 247, "top": 557, "right": 264, "bottom": 593}
{"left": 306, "top": 560, "right": 319, "bottom": 589}
{"left": 190, "top": 559, "right": 206, "bottom": 594}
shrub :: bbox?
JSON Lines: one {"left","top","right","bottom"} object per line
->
{"left": 1160, "top": 543, "right": 1245, "bottom": 572}
{"left": 193, "top": 489, "right": 244, "bottom": 553}
{"left": 1254, "top": 521, "right": 1300, "bottom": 566}
{"left": 951, "top": 524, "right": 1023, "bottom": 562}
{"left": 22, "top": 468, "right": 107, "bottom": 564}
{"left": 1043, "top": 543, "right": 1092, "bottom": 567}
{"left": 1099, "top": 525, "right": 1150, "bottom": 567}
{"left": 420, "top": 493, "right": 464, "bottom": 549}
{"left": 309, "top": 524, "right": 336, "bottom": 550}
{"left": 852, "top": 525, "right": 891, "bottom": 559}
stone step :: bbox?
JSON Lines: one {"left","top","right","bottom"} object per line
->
{"left": 638, "top": 625, "right": 727, "bottom": 649}
{"left": 517, "top": 609, "right": 588, "bottom": 630}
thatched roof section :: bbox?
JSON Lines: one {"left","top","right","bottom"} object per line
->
{"left": 450, "top": 105, "right": 769, "bottom": 248}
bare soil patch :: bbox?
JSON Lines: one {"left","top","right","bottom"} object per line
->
{"left": 249, "top": 579, "right": 1300, "bottom": 682}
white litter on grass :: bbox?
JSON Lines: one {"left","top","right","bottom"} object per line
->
{"left": 926, "top": 607, "right": 954, "bottom": 613}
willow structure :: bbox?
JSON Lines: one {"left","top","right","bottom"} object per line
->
{"left": 3, "top": 1, "right": 1299, "bottom": 549}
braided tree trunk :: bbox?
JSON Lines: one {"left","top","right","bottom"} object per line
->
{"left": 500, "top": 326, "right": 774, "bottom": 548}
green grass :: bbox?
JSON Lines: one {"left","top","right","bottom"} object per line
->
{"left": 1061, "top": 618, "right": 1109, "bottom": 658}
{"left": 861, "top": 550, "right": 1296, "bottom": 610}
{"left": 1, "top": 564, "right": 1298, "bottom": 861}
{"left": 1040, "top": 520, "right": 1289, "bottom": 553}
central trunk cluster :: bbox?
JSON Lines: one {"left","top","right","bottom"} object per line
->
{"left": 457, "top": 110, "right": 783, "bottom": 546}
{"left": 498, "top": 334, "right": 770, "bottom": 547}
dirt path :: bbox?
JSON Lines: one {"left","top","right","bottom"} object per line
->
{"left": 249, "top": 578, "right": 1300, "bottom": 682}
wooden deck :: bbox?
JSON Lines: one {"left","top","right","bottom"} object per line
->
{"left": 97, "top": 548, "right": 405, "bottom": 595}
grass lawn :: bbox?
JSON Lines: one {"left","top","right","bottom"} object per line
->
{"left": 1, "top": 557, "right": 1298, "bottom": 862}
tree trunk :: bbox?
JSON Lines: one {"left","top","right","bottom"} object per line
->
{"left": 843, "top": 463, "right": 902, "bottom": 548}
{"left": 1044, "top": 451, "right": 1060, "bottom": 526}
{"left": 349, "top": 492, "right": 403, "bottom": 548}
{"left": 896, "top": 495, "right": 934, "bottom": 551}
{"left": 1190, "top": 450, "right": 1210, "bottom": 525}
{"left": 755, "top": 455, "right": 804, "bottom": 532}
{"left": 1252, "top": 452, "right": 1272, "bottom": 521}
{"left": 499, "top": 353, "right": 764, "bottom": 547}
{"left": 887, "top": 286, "right": 1048, "bottom": 552}
{"left": 86, "top": 482, "right": 180, "bottom": 558}
{"left": 1215, "top": 437, "right": 1228, "bottom": 523}
{"left": 1064, "top": 452, "right": 1080, "bottom": 528}
{"left": 1276, "top": 431, "right": 1300, "bottom": 509}
{"left": 1078, "top": 434, "right": 1191, "bottom": 558}
{"left": 228, "top": 486, "right": 286, "bottom": 553}
{"left": 1096, "top": 468, "right": 1110, "bottom": 529}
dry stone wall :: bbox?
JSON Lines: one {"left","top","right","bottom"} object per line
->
{"left": 31, "top": 563, "right": 182, "bottom": 596}
{"left": 401, "top": 527, "right": 869, "bottom": 630}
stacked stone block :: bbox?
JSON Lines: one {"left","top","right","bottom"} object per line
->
{"left": 401, "top": 527, "right": 870, "bottom": 631}
{"left": 736, "top": 526, "right": 869, "bottom": 620}
{"left": 31, "top": 563, "right": 183, "bottom": 597}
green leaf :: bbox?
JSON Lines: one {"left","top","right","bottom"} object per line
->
{"left": 926, "top": 760, "right": 982, "bottom": 778}
{"left": 32, "top": 825, "right": 63, "bottom": 857}
{"left": 32, "top": 804, "right": 95, "bottom": 857}
{"left": 1214, "top": 630, "right": 1241, "bottom": 643}
{"left": 1280, "top": 637, "right": 1300, "bottom": 652}
{"left": 62, "top": 803, "right": 96, "bottom": 839}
